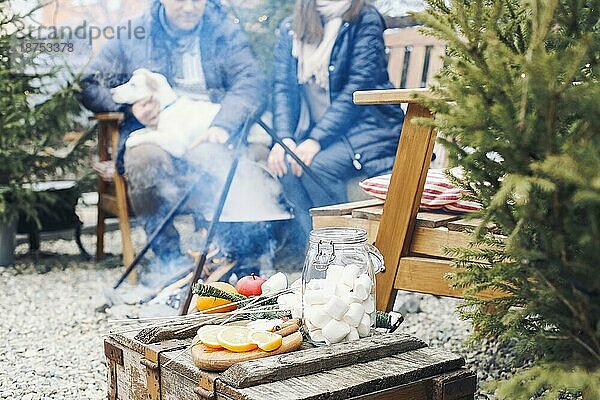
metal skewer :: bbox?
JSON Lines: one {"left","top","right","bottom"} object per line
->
{"left": 253, "top": 117, "right": 338, "bottom": 202}
{"left": 178, "top": 118, "right": 252, "bottom": 315}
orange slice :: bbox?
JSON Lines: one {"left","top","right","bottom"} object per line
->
{"left": 197, "top": 325, "right": 225, "bottom": 349}
{"left": 249, "top": 331, "right": 283, "bottom": 352}
{"left": 196, "top": 282, "right": 239, "bottom": 313}
{"left": 216, "top": 326, "right": 258, "bottom": 352}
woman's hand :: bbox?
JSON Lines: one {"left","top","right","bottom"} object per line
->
{"left": 268, "top": 138, "right": 296, "bottom": 177}
{"left": 131, "top": 97, "right": 160, "bottom": 128}
{"left": 289, "top": 139, "right": 321, "bottom": 177}
{"left": 206, "top": 126, "right": 229, "bottom": 144}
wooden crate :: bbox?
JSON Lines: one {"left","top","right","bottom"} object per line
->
{"left": 104, "top": 331, "right": 476, "bottom": 399}
{"left": 311, "top": 201, "right": 498, "bottom": 299}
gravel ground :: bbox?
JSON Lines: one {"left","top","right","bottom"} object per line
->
{"left": 0, "top": 225, "right": 520, "bottom": 399}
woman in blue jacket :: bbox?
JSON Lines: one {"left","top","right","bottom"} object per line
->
{"left": 268, "top": 0, "right": 404, "bottom": 237}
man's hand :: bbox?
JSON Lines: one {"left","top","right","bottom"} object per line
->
{"left": 131, "top": 96, "right": 160, "bottom": 128}
{"left": 190, "top": 126, "right": 230, "bottom": 149}
{"left": 289, "top": 139, "right": 321, "bottom": 177}
{"left": 268, "top": 138, "right": 296, "bottom": 177}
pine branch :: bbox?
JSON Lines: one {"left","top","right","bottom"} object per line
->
{"left": 192, "top": 283, "right": 247, "bottom": 302}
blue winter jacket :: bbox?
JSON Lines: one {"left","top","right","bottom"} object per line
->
{"left": 81, "top": 0, "right": 266, "bottom": 174}
{"left": 272, "top": 6, "right": 404, "bottom": 177}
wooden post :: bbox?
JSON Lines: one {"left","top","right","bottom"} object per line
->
{"left": 107, "top": 120, "right": 136, "bottom": 274}
{"left": 96, "top": 120, "right": 109, "bottom": 261}
{"left": 373, "top": 102, "right": 436, "bottom": 311}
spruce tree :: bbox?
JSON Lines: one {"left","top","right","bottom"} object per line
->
{"left": 416, "top": 0, "right": 600, "bottom": 397}
{"left": 0, "top": 1, "right": 86, "bottom": 223}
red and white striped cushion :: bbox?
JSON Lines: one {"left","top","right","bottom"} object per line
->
{"left": 359, "top": 169, "right": 482, "bottom": 213}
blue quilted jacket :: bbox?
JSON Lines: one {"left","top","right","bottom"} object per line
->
{"left": 272, "top": 6, "right": 404, "bottom": 177}
{"left": 81, "top": 0, "right": 266, "bottom": 174}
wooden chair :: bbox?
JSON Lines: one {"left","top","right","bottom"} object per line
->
{"left": 92, "top": 113, "right": 135, "bottom": 267}
{"left": 312, "top": 89, "right": 500, "bottom": 311}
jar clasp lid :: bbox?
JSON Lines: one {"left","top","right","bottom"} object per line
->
{"left": 313, "top": 240, "right": 336, "bottom": 271}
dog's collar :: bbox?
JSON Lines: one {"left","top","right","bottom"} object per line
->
{"left": 162, "top": 98, "right": 179, "bottom": 111}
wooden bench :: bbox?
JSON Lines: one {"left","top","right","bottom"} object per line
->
{"left": 312, "top": 89, "right": 500, "bottom": 311}
{"left": 312, "top": 201, "right": 496, "bottom": 300}
{"left": 384, "top": 26, "right": 445, "bottom": 89}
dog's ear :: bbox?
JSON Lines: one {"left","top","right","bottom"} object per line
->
{"left": 145, "top": 72, "right": 169, "bottom": 93}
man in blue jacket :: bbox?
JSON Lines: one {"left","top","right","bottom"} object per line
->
{"left": 81, "top": 0, "right": 267, "bottom": 275}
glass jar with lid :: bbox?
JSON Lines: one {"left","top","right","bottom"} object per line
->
{"left": 302, "top": 227, "right": 384, "bottom": 345}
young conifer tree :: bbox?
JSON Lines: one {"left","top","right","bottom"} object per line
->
{"left": 416, "top": 0, "right": 599, "bottom": 397}
{"left": 0, "top": 1, "right": 86, "bottom": 222}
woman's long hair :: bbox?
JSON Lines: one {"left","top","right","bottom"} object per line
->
{"left": 293, "top": 0, "right": 364, "bottom": 45}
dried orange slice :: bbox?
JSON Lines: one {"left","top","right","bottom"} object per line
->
{"left": 216, "top": 326, "right": 258, "bottom": 352}
{"left": 249, "top": 331, "right": 283, "bottom": 352}
{"left": 197, "top": 325, "right": 225, "bottom": 349}
{"left": 196, "top": 282, "right": 239, "bottom": 313}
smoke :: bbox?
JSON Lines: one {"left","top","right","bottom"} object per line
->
{"left": 139, "top": 141, "right": 293, "bottom": 281}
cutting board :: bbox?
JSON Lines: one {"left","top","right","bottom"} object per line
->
{"left": 191, "top": 321, "right": 303, "bottom": 372}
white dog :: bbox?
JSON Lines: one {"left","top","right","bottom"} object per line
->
{"left": 111, "top": 68, "right": 221, "bottom": 157}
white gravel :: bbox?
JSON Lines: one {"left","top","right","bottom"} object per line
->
{"left": 0, "top": 227, "right": 516, "bottom": 399}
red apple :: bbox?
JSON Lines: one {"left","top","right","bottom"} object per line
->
{"left": 235, "top": 274, "right": 266, "bottom": 297}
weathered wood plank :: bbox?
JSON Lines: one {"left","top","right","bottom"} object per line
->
{"left": 395, "top": 257, "right": 500, "bottom": 299}
{"left": 431, "top": 369, "right": 477, "bottom": 400}
{"left": 374, "top": 103, "right": 437, "bottom": 311}
{"left": 221, "top": 334, "right": 426, "bottom": 389}
{"left": 351, "top": 205, "right": 384, "bottom": 221}
{"left": 353, "top": 88, "right": 438, "bottom": 105}
{"left": 350, "top": 369, "right": 475, "bottom": 400}
{"left": 409, "top": 227, "right": 472, "bottom": 259}
{"left": 415, "top": 212, "right": 461, "bottom": 228}
{"left": 310, "top": 199, "right": 384, "bottom": 217}
{"left": 232, "top": 347, "right": 464, "bottom": 400}
{"left": 160, "top": 368, "right": 200, "bottom": 400}
{"left": 446, "top": 218, "right": 485, "bottom": 232}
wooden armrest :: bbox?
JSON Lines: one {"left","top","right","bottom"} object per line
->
{"left": 91, "top": 112, "right": 125, "bottom": 122}
{"left": 353, "top": 88, "right": 442, "bottom": 105}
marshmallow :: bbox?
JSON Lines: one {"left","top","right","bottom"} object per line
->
{"left": 346, "top": 327, "right": 360, "bottom": 341}
{"left": 325, "top": 264, "right": 345, "bottom": 283}
{"left": 362, "top": 297, "right": 375, "bottom": 314}
{"left": 307, "top": 305, "right": 330, "bottom": 329}
{"left": 324, "top": 296, "right": 350, "bottom": 320}
{"left": 358, "top": 313, "right": 371, "bottom": 337}
{"left": 322, "top": 319, "right": 351, "bottom": 344}
{"left": 261, "top": 272, "right": 287, "bottom": 295}
{"left": 353, "top": 274, "right": 372, "bottom": 301}
{"left": 290, "top": 278, "right": 302, "bottom": 292}
{"left": 341, "top": 264, "right": 362, "bottom": 287}
{"left": 306, "top": 278, "right": 325, "bottom": 290}
{"left": 309, "top": 329, "right": 325, "bottom": 343}
{"left": 343, "top": 303, "right": 365, "bottom": 327}
{"left": 304, "top": 289, "right": 330, "bottom": 306}
{"left": 335, "top": 282, "right": 352, "bottom": 297}
{"left": 321, "top": 280, "right": 337, "bottom": 296}
{"left": 340, "top": 292, "right": 361, "bottom": 306}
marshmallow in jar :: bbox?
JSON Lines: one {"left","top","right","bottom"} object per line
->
{"left": 302, "top": 228, "right": 384, "bottom": 346}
